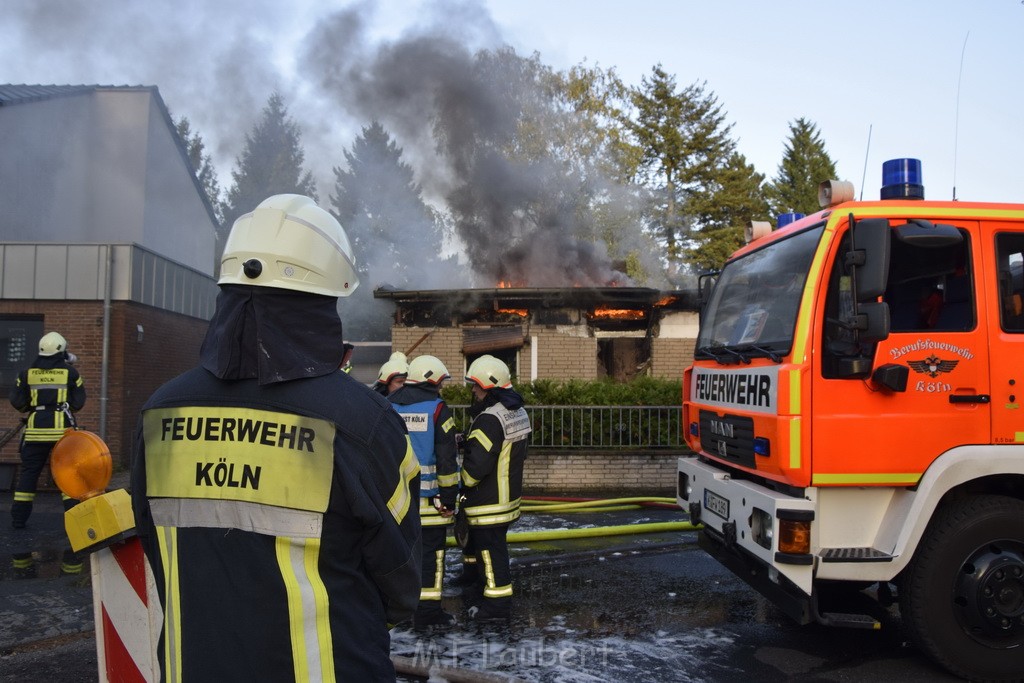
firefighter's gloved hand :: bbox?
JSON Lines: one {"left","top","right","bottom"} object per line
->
{"left": 439, "top": 489, "right": 457, "bottom": 512}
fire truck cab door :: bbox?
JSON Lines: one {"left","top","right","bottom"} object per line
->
{"left": 813, "top": 223, "right": 990, "bottom": 483}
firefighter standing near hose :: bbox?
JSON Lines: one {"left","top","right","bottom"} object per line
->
{"left": 460, "top": 354, "right": 531, "bottom": 621}
{"left": 8, "top": 332, "right": 86, "bottom": 535}
{"left": 130, "top": 194, "right": 421, "bottom": 682}
{"left": 373, "top": 351, "right": 409, "bottom": 396}
{"left": 388, "top": 355, "right": 460, "bottom": 628}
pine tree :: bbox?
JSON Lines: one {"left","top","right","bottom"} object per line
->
{"left": 174, "top": 116, "right": 223, "bottom": 225}
{"left": 220, "top": 93, "right": 318, "bottom": 237}
{"left": 685, "top": 152, "right": 770, "bottom": 271}
{"left": 329, "top": 122, "right": 453, "bottom": 340}
{"left": 766, "top": 118, "right": 837, "bottom": 218}
{"left": 329, "top": 121, "right": 445, "bottom": 287}
{"left": 627, "top": 67, "right": 735, "bottom": 267}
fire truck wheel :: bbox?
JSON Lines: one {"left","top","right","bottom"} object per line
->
{"left": 900, "top": 494, "right": 1024, "bottom": 681}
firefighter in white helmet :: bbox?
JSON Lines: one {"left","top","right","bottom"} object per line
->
{"left": 131, "top": 194, "right": 420, "bottom": 681}
{"left": 373, "top": 351, "right": 408, "bottom": 396}
{"left": 388, "top": 354, "right": 460, "bottom": 627}
{"left": 8, "top": 331, "right": 86, "bottom": 553}
{"left": 459, "top": 354, "right": 531, "bottom": 621}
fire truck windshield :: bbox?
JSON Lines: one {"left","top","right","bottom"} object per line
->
{"left": 696, "top": 224, "right": 825, "bottom": 362}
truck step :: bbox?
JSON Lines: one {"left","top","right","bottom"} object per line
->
{"left": 817, "top": 611, "right": 881, "bottom": 630}
{"left": 819, "top": 547, "right": 893, "bottom": 562}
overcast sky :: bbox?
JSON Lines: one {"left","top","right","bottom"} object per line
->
{"left": 3, "top": 0, "right": 1022, "bottom": 205}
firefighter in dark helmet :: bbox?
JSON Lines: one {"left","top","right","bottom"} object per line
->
{"left": 388, "top": 354, "right": 460, "bottom": 628}
{"left": 9, "top": 331, "right": 86, "bottom": 531}
{"left": 460, "top": 354, "right": 531, "bottom": 621}
{"left": 130, "top": 194, "right": 421, "bottom": 682}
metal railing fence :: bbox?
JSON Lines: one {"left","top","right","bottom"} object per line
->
{"left": 448, "top": 405, "right": 684, "bottom": 449}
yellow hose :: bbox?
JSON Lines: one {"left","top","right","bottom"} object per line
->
{"left": 445, "top": 520, "right": 698, "bottom": 547}
{"left": 520, "top": 496, "right": 680, "bottom": 514}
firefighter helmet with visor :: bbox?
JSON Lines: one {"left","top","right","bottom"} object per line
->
{"left": 219, "top": 194, "right": 359, "bottom": 297}
{"left": 406, "top": 355, "right": 449, "bottom": 385}
{"left": 377, "top": 352, "right": 409, "bottom": 384}
{"left": 39, "top": 331, "right": 68, "bottom": 357}
{"left": 465, "top": 355, "right": 511, "bottom": 390}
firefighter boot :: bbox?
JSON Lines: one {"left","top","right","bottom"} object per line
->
{"left": 413, "top": 603, "right": 457, "bottom": 629}
{"left": 11, "top": 552, "right": 35, "bottom": 578}
{"left": 468, "top": 597, "right": 511, "bottom": 622}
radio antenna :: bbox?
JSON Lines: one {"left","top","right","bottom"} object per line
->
{"left": 952, "top": 31, "right": 970, "bottom": 201}
{"left": 859, "top": 124, "right": 872, "bottom": 201}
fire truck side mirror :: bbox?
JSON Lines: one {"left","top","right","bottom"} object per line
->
{"left": 872, "top": 363, "right": 909, "bottom": 392}
{"left": 850, "top": 218, "right": 891, "bottom": 301}
{"left": 853, "top": 301, "right": 890, "bottom": 343}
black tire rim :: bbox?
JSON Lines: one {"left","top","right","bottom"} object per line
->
{"left": 954, "top": 539, "right": 1024, "bottom": 648}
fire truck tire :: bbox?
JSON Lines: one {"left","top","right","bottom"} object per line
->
{"left": 899, "top": 494, "right": 1024, "bottom": 681}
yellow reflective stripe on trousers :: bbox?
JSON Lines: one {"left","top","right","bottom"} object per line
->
{"left": 276, "top": 537, "right": 335, "bottom": 682}
{"left": 13, "top": 492, "right": 35, "bottom": 502}
{"left": 156, "top": 526, "right": 182, "bottom": 683}
{"left": 479, "top": 549, "right": 513, "bottom": 598}
{"left": 497, "top": 442, "right": 511, "bottom": 502}
{"left": 420, "top": 549, "right": 446, "bottom": 601}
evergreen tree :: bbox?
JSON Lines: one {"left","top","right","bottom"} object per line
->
{"left": 220, "top": 93, "right": 318, "bottom": 237}
{"left": 174, "top": 116, "right": 223, "bottom": 225}
{"left": 766, "top": 117, "right": 837, "bottom": 218}
{"left": 329, "top": 121, "right": 445, "bottom": 287}
{"left": 627, "top": 67, "right": 735, "bottom": 267}
{"left": 329, "top": 121, "right": 453, "bottom": 340}
{"left": 684, "top": 152, "right": 770, "bottom": 271}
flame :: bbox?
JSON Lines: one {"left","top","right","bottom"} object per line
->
{"left": 496, "top": 308, "right": 529, "bottom": 317}
{"left": 589, "top": 306, "right": 645, "bottom": 320}
{"left": 654, "top": 295, "right": 677, "bottom": 307}
{"left": 496, "top": 280, "right": 526, "bottom": 289}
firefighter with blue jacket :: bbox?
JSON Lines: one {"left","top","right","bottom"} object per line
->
{"left": 461, "top": 355, "right": 531, "bottom": 621}
{"left": 131, "top": 194, "right": 421, "bottom": 682}
{"left": 9, "top": 331, "right": 86, "bottom": 530}
{"left": 388, "top": 354, "right": 460, "bottom": 627}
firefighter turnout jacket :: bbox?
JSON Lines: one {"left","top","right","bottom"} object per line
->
{"left": 389, "top": 383, "right": 460, "bottom": 520}
{"left": 131, "top": 285, "right": 421, "bottom": 683}
{"left": 461, "top": 390, "right": 531, "bottom": 527}
{"left": 9, "top": 354, "right": 86, "bottom": 441}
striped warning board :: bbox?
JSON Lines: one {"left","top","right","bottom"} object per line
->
{"left": 91, "top": 537, "right": 162, "bottom": 682}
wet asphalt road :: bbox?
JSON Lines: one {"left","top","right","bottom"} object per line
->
{"left": 0, "top": 485, "right": 966, "bottom": 682}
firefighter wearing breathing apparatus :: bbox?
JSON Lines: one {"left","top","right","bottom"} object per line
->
{"left": 373, "top": 351, "right": 409, "bottom": 396}
{"left": 460, "top": 354, "right": 531, "bottom": 621}
{"left": 9, "top": 331, "right": 86, "bottom": 534}
{"left": 130, "top": 194, "right": 421, "bottom": 682}
{"left": 388, "top": 354, "right": 461, "bottom": 628}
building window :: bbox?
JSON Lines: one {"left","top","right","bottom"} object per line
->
{"left": 0, "top": 317, "right": 43, "bottom": 391}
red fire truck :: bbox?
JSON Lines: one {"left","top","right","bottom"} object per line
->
{"left": 677, "top": 159, "right": 1024, "bottom": 681}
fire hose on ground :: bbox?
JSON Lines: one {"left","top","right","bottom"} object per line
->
{"left": 445, "top": 495, "right": 700, "bottom": 547}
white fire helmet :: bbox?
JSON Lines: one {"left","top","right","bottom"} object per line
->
{"left": 465, "top": 355, "right": 511, "bottom": 390}
{"left": 39, "top": 331, "right": 68, "bottom": 357}
{"left": 218, "top": 194, "right": 359, "bottom": 297}
{"left": 406, "top": 355, "right": 449, "bottom": 386}
{"left": 377, "top": 352, "right": 409, "bottom": 384}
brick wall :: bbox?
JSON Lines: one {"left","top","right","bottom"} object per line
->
{"left": 523, "top": 450, "right": 682, "bottom": 496}
{"left": 1, "top": 300, "right": 207, "bottom": 472}
{"left": 651, "top": 337, "right": 695, "bottom": 380}
{"left": 391, "top": 326, "right": 464, "bottom": 377}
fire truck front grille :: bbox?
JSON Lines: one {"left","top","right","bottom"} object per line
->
{"left": 698, "top": 410, "right": 755, "bottom": 468}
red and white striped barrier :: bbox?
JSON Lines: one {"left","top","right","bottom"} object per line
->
{"left": 91, "top": 537, "right": 162, "bottom": 682}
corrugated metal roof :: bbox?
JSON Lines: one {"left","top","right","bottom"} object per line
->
{"left": 0, "top": 84, "right": 145, "bottom": 106}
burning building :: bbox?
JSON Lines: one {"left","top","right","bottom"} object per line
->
{"left": 374, "top": 285, "right": 699, "bottom": 383}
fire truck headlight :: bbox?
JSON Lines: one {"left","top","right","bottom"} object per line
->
{"left": 753, "top": 437, "right": 770, "bottom": 457}
{"left": 689, "top": 421, "right": 699, "bottom": 437}
{"left": 750, "top": 508, "right": 773, "bottom": 549}
{"left": 778, "top": 519, "right": 812, "bottom": 555}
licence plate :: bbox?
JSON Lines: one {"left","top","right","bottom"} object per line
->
{"left": 704, "top": 489, "right": 730, "bottom": 520}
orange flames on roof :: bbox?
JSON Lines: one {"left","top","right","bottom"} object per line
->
{"left": 588, "top": 306, "right": 645, "bottom": 320}
{"left": 496, "top": 308, "right": 528, "bottom": 317}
